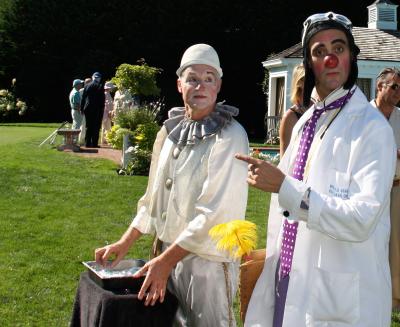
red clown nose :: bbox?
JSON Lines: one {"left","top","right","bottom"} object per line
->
{"left": 324, "top": 54, "right": 339, "bottom": 68}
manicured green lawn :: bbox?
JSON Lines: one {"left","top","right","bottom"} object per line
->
{"left": 0, "top": 125, "right": 154, "bottom": 326}
{"left": 0, "top": 124, "right": 269, "bottom": 326}
{"left": 2, "top": 124, "right": 398, "bottom": 326}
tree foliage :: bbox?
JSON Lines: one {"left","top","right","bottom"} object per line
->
{"left": 0, "top": 0, "right": 385, "bottom": 137}
{"left": 112, "top": 63, "right": 161, "bottom": 97}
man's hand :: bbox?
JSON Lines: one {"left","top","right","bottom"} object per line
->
{"left": 94, "top": 227, "right": 142, "bottom": 268}
{"left": 133, "top": 256, "right": 172, "bottom": 306}
{"left": 95, "top": 241, "right": 130, "bottom": 268}
{"left": 235, "top": 153, "right": 285, "bottom": 193}
{"left": 134, "top": 244, "right": 189, "bottom": 306}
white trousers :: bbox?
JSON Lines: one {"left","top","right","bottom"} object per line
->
{"left": 71, "top": 109, "right": 84, "bottom": 129}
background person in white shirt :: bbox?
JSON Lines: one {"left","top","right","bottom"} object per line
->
{"left": 371, "top": 67, "right": 400, "bottom": 311}
{"left": 101, "top": 81, "right": 116, "bottom": 145}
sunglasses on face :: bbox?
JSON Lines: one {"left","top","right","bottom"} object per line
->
{"left": 386, "top": 83, "right": 400, "bottom": 91}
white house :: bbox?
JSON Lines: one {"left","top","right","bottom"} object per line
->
{"left": 263, "top": 0, "right": 400, "bottom": 135}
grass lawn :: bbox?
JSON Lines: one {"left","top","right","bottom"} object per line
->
{"left": 1, "top": 124, "right": 399, "bottom": 326}
{"left": 0, "top": 124, "right": 269, "bottom": 326}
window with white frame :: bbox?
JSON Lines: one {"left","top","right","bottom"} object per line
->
{"left": 356, "top": 78, "right": 372, "bottom": 100}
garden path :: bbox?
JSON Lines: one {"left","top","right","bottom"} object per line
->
{"left": 70, "top": 145, "right": 122, "bottom": 165}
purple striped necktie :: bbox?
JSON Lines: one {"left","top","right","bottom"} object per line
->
{"left": 279, "top": 88, "right": 355, "bottom": 279}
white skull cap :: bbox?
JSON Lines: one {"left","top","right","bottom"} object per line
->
{"left": 176, "top": 43, "right": 223, "bottom": 78}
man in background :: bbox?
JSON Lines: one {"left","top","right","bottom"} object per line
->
{"left": 78, "top": 78, "right": 92, "bottom": 145}
{"left": 371, "top": 67, "right": 400, "bottom": 311}
{"left": 80, "top": 72, "right": 105, "bottom": 148}
{"left": 69, "top": 79, "right": 84, "bottom": 130}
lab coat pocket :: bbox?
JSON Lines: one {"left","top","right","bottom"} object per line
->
{"left": 308, "top": 267, "right": 360, "bottom": 325}
{"left": 327, "top": 169, "right": 350, "bottom": 199}
{"left": 331, "top": 137, "right": 350, "bottom": 172}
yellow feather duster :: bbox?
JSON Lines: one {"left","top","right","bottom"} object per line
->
{"left": 209, "top": 220, "right": 258, "bottom": 259}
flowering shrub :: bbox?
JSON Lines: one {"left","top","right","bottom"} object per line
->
{"left": 134, "top": 122, "right": 159, "bottom": 151}
{"left": 251, "top": 149, "right": 280, "bottom": 165}
{"left": 116, "top": 120, "right": 159, "bottom": 175}
{"left": 0, "top": 80, "right": 28, "bottom": 121}
{"left": 109, "top": 106, "right": 161, "bottom": 175}
{"left": 123, "top": 146, "right": 152, "bottom": 176}
{"left": 115, "top": 106, "right": 156, "bottom": 131}
{"left": 119, "top": 122, "right": 159, "bottom": 175}
{"left": 108, "top": 61, "right": 163, "bottom": 175}
{"left": 107, "top": 106, "right": 161, "bottom": 151}
{"left": 105, "top": 125, "right": 133, "bottom": 149}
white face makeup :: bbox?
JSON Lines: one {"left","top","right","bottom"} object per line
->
{"left": 177, "top": 64, "right": 221, "bottom": 120}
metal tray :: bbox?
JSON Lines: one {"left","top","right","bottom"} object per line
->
{"left": 83, "top": 259, "right": 146, "bottom": 293}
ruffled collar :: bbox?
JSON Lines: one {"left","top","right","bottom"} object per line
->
{"left": 164, "top": 102, "right": 239, "bottom": 146}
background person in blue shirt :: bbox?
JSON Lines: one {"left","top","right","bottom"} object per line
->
{"left": 69, "top": 79, "right": 84, "bottom": 130}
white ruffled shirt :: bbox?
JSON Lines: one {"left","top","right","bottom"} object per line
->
{"left": 370, "top": 99, "right": 400, "bottom": 178}
{"left": 131, "top": 106, "right": 249, "bottom": 261}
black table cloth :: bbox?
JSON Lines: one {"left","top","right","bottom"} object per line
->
{"left": 70, "top": 272, "right": 178, "bottom": 327}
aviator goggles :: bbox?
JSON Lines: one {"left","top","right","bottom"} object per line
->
{"left": 302, "top": 12, "right": 353, "bottom": 46}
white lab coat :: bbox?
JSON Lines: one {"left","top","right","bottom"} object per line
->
{"left": 246, "top": 87, "right": 396, "bottom": 327}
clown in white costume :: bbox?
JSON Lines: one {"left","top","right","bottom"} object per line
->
{"left": 95, "top": 44, "right": 248, "bottom": 327}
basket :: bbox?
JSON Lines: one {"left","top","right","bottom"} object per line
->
{"left": 239, "top": 249, "right": 266, "bottom": 322}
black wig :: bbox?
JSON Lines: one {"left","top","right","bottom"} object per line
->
{"left": 302, "top": 20, "right": 360, "bottom": 107}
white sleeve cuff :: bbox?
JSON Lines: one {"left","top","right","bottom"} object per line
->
{"left": 278, "top": 175, "right": 310, "bottom": 221}
{"left": 307, "top": 190, "right": 325, "bottom": 230}
{"left": 130, "top": 206, "right": 155, "bottom": 234}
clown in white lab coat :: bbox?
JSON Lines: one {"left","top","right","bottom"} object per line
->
{"left": 245, "top": 86, "right": 396, "bottom": 327}
{"left": 237, "top": 12, "right": 396, "bottom": 327}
